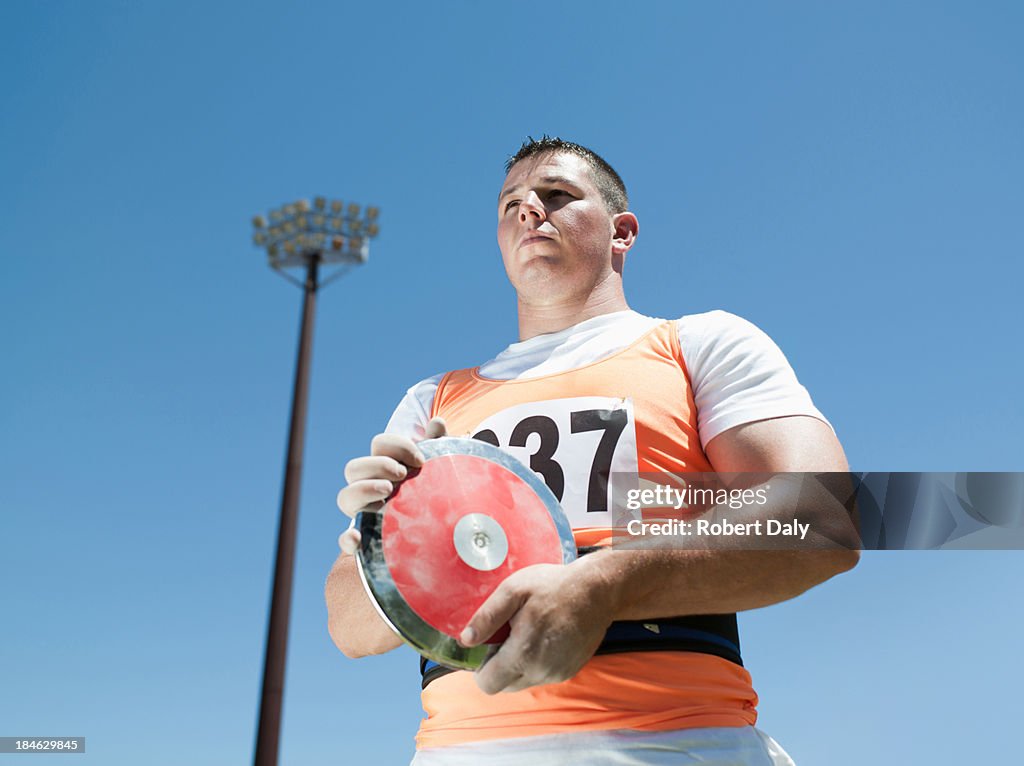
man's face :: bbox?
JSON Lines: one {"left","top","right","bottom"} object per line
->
{"left": 497, "top": 152, "right": 619, "bottom": 306}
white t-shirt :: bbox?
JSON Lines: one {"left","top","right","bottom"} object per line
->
{"left": 385, "top": 309, "right": 827, "bottom": 446}
{"left": 389, "top": 309, "right": 815, "bottom": 765}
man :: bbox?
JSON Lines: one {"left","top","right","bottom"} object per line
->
{"left": 327, "top": 137, "right": 858, "bottom": 765}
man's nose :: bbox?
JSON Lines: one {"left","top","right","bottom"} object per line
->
{"left": 519, "top": 191, "right": 545, "bottom": 223}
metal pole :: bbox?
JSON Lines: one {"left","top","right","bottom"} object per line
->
{"left": 254, "top": 253, "right": 320, "bottom": 766}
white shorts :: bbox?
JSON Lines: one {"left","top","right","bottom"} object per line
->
{"left": 410, "top": 726, "right": 796, "bottom": 766}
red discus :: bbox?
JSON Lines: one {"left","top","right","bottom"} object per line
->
{"left": 356, "top": 437, "right": 576, "bottom": 669}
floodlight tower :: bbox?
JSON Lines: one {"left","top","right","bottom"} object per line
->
{"left": 250, "top": 197, "right": 380, "bottom": 766}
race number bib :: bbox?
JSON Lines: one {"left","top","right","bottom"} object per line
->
{"left": 468, "top": 397, "right": 638, "bottom": 529}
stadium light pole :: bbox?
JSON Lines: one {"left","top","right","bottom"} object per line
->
{"left": 250, "top": 197, "right": 380, "bottom": 766}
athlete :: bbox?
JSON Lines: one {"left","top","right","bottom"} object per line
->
{"left": 326, "top": 137, "right": 858, "bottom": 765}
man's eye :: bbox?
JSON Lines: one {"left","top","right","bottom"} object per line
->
{"left": 504, "top": 200, "right": 520, "bottom": 212}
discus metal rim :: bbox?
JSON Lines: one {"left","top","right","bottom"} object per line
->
{"left": 355, "top": 436, "right": 576, "bottom": 670}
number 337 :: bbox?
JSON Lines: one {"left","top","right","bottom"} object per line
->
{"left": 471, "top": 408, "right": 629, "bottom": 514}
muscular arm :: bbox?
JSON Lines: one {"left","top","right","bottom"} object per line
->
{"left": 588, "top": 415, "right": 858, "bottom": 618}
{"left": 462, "top": 415, "right": 859, "bottom": 693}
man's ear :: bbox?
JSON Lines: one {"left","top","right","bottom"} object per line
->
{"left": 611, "top": 212, "right": 639, "bottom": 255}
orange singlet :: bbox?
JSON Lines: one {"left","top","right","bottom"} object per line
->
{"left": 417, "top": 321, "right": 758, "bottom": 749}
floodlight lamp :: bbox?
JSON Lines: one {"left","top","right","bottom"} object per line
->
{"left": 297, "top": 216, "right": 308, "bottom": 229}
{"left": 283, "top": 221, "right": 295, "bottom": 234}
{"left": 268, "top": 244, "right": 279, "bottom": 257}
{"left": 347, "top": 203, "right": 360, "bottom": 217}
{"left": 284, "top": 242, "right": 296, "bottom": 255}
{"left": 296, "top": 199, "right": 310, "bottom": 213}
{"left": 270, "top": 210, "right": 282, "bottom": 223}
{"left": 254, "top": 232, "right": 267, "bottom": 245}
{"left": 331, "top": 235, "right": 344, "bottom": 251}
{"left": 314, "top": 196, "right": 326, "bottom": 211}
{"left": 349, "top": 219, "right": 363, "bottom": 234}
{"left": 366, "top": 206, "right": 380, "bottom": 220}
{"left": 330, "top": 217, "right": 342, "bottom": 230}
{"left": 331, "top": 200, "right": 343, "bottom": 214}
{"left": 313, "top": 214, "right": 326, "bottom": 227}
{"left": 283, "top": 204, "right": 295, "bottom": 217}
{"left": 350, "top": 236, "right": 364, "bottom": 250}
{"left": 253, "top": 215, "right": 267, "bottom": 229}
{"left": 367, "top": 223, "right": 379, "bottom": 237}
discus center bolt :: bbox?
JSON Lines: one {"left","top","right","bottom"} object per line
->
{"left": 453, "top": 513, "right": 509, "bottom": 571}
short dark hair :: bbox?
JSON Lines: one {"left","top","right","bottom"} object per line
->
{"left": 505, "top": 136, "right": 629, "bottom": 214}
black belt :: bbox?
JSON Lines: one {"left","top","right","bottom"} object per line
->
{"left": 420, "top": 613, "right": 742, "bottom": 689}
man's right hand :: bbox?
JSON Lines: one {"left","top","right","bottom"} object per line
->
{"left": 335, "top": 417, "right": 448, "bottom": 555}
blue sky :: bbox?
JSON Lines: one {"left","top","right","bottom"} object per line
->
{"left": 1, "top": 1, "right": 1021, "bottom": 764}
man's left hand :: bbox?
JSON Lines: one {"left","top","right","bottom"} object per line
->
{"left": 458, "top": 561, "right": 614, "bottom": 694}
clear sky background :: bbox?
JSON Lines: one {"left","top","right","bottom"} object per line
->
{"left": 2, "top": 2, "right": 1021, "bottom": 764}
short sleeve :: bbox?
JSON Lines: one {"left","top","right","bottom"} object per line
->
{"left": 677, "top": 311, "right": 830, "bottom": 449}
{"left": 383, "top": 373, "right": 444, "bottom": 439}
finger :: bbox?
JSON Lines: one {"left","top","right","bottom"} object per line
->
{"left": 476, "top": 662, "right": 524, "bottom": 695}
{"left": 338, "top": 528, "right": 361, "bottom": 555}
{"left": 423, "top": 417, "right": 448, "bottom": 440}
{"left": 459, "top": 581, "right": 526, "bottom": 647}
{"left": 370, "top": 433, "right": 425, "bottom": 466}
{"left": 473, "top": 635, "right": 530, "bottom": 694}
{"left": 474, "top": 636, "right": 574, "bottom": 695}
{"left": 344, "top": 455, "right": 409, "bottom": 484}
{"left": 336, "top": 480, "right": 396, "bottom": 516}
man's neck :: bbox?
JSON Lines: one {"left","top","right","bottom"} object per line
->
{"left": 516, "top": 288, "right": 630, "bottom": 341}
